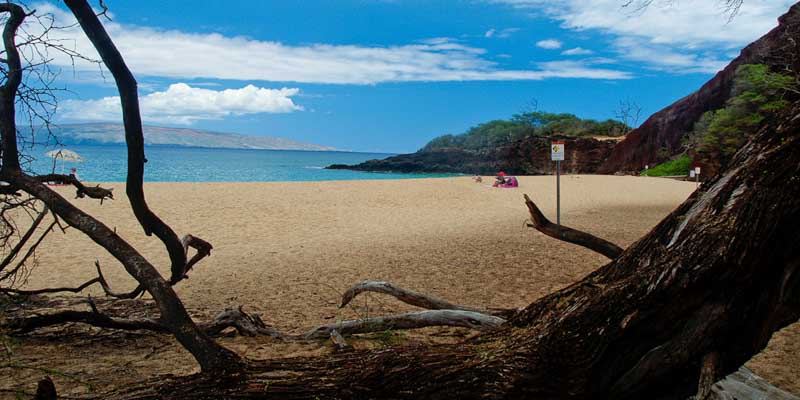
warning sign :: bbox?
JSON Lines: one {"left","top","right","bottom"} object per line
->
{"left": 551, "top": 142, "right": 565, "bottom": 161}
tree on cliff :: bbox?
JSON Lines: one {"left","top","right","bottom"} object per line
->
{"left": 686, "top": 64, "right": 797, "bottom": 174}
{"left": 0, "top": 1, "right": 799, "bottom": 399}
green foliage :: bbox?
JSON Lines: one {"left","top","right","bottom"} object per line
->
{"left": 640, "top": 155, "right": 692, "bottom": 177}
{"left": 689, "top": 64, "right": 795, "bottom": 168}
{"left": 422, "top": 111, "right": 630, "bottom": 152}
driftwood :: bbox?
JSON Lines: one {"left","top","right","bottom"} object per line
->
{"left": 303, "top": 310, "right": 505, "bottom": 339}
{"left": 340, "top": 280, "right": 485, "bottom": 313}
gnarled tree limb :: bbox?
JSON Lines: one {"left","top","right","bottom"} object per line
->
{"left": 340, "top": 280, "right": 484, "bottom": 313}
{"left": 524, "top": 193, "right": 624, "bottom": 259}
{"left": 33, "top": 174, "right": 114, "bottom": 202}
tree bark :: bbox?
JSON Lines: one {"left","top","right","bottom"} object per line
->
{"left": 0, "top": 3, "right": 24, "bottom": 172}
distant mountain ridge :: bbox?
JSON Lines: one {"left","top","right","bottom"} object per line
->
{"left": 44, "top": 123, "right": 336, "bottom": 151}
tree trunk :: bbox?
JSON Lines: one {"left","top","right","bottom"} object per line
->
{"left": 0, "top": 3, "right": 25, "bottom": 172}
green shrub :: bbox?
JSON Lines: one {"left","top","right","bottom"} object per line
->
{"left": 422, "top": 111, "right": 631, "bottom": 152}
{"left": 689, "top": 64, "right": 795, "bottom": 169}
{"left": 641, "top": 155, "right": 692, "bottom": 177}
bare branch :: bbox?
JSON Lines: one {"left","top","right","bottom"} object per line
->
{"left": 32, "top": 174, "right": 113, "bottom": 202}
{"left": 524, "top": 194, "right": 624, "bottom": 259}
{"left": 0, "top": 219, "right": 57, "bottom": 283}
{"left": 0, "top": 203, "right": 46, "bottom": 275}
{"left": 6, "top": 297, "right": 166, "bottom": 335}
{"left": 0, "top": 276, "right": 101, "bottom": 295}
{"left": 340, "top": 280, "right": 485, "bottom": 313}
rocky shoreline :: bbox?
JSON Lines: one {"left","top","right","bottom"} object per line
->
{"left": 327, "top": 135, "right": 619, "bottom": 175}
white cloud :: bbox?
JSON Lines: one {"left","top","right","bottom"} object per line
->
{"left": 536, "top": 39, "right": 563, "bottom": 49}
{"left": 491, "top": 0, "right": 791, "bottom": 45}
{"left": 60, "top": 83, "right": 302, "bottom": 124}
{"left": 489, "top": 0, "right": 793, "bottom": 72}
{"left": 486, "top": 27, "right": 520, "bottom": 38}
{"left": 28, "top": 3, "right": 628, "bottom": 85}
{"left": 613, "top": 36, "right": 728, "bottom": 74}
{"left": 562, "top": 47, "right": 594, "bottom": 55}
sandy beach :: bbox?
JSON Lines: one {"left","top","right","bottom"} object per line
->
{"left": 2, "top": 175, "right": 797, "bottom": 396}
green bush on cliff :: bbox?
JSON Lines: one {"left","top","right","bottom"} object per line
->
{"left": 422, "top": 111, "right": 629, "bottom": 152}
{"left": 640, "top": 154, "right": 692, "bottom": 177}
{"left": 688, "top": 64, "right": 795, "bottom": 170}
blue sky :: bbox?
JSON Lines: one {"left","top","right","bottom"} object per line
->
{"left": 23, "top": 0, "right": 794, "bottom": 152}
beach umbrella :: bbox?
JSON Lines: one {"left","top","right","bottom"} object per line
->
{"left": 46, "top": 148, "right": 84, "bottom": 175}
{"left": 45, "top": 149, "right": 84, "bottom": 162}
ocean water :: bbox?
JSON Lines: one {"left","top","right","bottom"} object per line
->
{"left": 27, "top": 145, "right": 450, "bottom": 182}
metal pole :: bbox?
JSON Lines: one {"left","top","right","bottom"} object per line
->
{"left": 556, "top": 159, "right": 561, "bottom": 227}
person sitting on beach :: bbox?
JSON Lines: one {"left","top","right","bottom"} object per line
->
{"left": 493, "top": 171, "right": 507, "bottom": 187}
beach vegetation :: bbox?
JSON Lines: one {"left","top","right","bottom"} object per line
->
{"left": 640, "top": 154, "right": 692, "bottom": 177}
{"left": 422, "top": 111, "right": 629, "bottom": 152}
{"left": 686, "top": 64, "right": 797, "bottom": 170}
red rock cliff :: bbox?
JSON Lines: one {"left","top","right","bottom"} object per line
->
{"left": 598, "top": 2, "right": 800, "bottom": 174}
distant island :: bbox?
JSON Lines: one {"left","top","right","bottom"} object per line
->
{"left": 40, "top": 123, "right": 336, "bottom": 151}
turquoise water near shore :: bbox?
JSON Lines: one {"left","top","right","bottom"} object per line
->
{"left": 29, "top": 145, "right": 450, "bottom": 182}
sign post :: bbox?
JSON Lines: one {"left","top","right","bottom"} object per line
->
{"left": 551, "top": 141, "right": 565, "bottom": 226}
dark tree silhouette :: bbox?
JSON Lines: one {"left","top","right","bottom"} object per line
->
{"left": 0, "top": 0, "right": 243, "bottom": 373}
